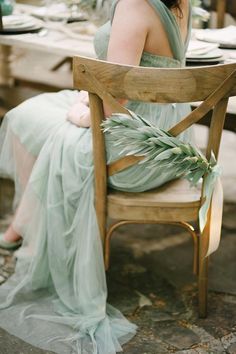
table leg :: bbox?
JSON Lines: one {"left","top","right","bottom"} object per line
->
{"left": 0, "top": 45, "right": 13, "bottom": 86}
{"left": 217, "top": 0, "right": 226, "bottom": 28}
{"left": 0, "top": 6, "right": 3, "bottom": 31}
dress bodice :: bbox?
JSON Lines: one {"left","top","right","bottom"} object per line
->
{"left": 94, "top": 0, "right": 192, "bottom": 68}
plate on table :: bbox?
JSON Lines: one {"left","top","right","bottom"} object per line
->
{"left": 186, "top": 57, "right": 224, "bottom": 66}
{"left": 0, "top": 15, "right": 43, "bottom": 34}
{"left": 186, "top": 40, "right": 224, "bottom": 65}
{"left": 187, "top": 49, "right": 223, "bottom": 60}
{"left": 186, "top": 53, "right": 224, "bottom": 65}
{"left": 186, "top": 58, "right": 224, "bottom": 65}
{"left": 195, "top": 26, "right": 236, "bottom": 49}
{"left": 186, "top": 49, "right": 224, "bottom": 64}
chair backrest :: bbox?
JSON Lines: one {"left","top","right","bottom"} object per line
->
{"left": 73, "top": 56, "right": 236, "bottom": 236}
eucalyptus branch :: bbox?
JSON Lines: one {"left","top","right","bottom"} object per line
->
{"left": 102, "top": 111, "right": 217, "bottom": 187}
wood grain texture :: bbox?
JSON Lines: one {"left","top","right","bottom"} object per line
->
{"left": 108, "top": 179, "right": 202, "bottom": 207}
{"left": 89, "top": 93, "right": 107, "bottom": 244}
{"left": 73, "top": 57, "right": 236, "bottom": 102}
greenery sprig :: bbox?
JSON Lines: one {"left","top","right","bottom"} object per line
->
{"left": 102, "top": 111, "right": 217, "bottom": 187}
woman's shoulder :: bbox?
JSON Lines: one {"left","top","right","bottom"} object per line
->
{"left": 111, "top": 0, "right": 165, "bottom": 25}
{"left": 112, "top": 0, "right": 189, "bottom": 23}
{"left": 113, "top": 0, "right": 156, "bottom": 14}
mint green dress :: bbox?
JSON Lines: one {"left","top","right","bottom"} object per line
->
{"left": 0, "top": 1, "right": 192, "bottom": 353}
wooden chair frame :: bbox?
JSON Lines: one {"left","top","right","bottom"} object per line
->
{"left": 73, "top": 56, "right": 236, "bottom": 318}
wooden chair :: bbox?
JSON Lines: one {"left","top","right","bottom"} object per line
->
{"left": 73, "top": 56, "right": 236, "bottom": 318}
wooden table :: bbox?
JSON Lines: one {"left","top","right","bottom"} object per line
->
{"left": 210, "top": 0, "right": 236, "bottom": 28}
{"left": 0, "top": 25, "right": 95, "bottom": 58}
{"left": 195, "top": 98, "right": 236, "bottom": 133}
{"left": 0, "top": 4, "right": 95, "bottom": 89}
{"left": 0, "top": 30, "right": 95, "bottom": 89}
{"left": 216, "top": 0, "right": 226, "bottom": 28}
{"left": 190, "top": 51, "right": 236, "bottom": 132}
{"left": 188, "top": 36, "right": 236, "bottom": 133}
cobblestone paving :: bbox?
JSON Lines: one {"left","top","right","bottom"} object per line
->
{"left": 0, "top": 201, "right": 235, "bottom": 354}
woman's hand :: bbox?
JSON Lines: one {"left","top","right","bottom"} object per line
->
{"left": 67, "top": 91, "right": 91, "bottom": 128}
{"left": 77, "top": 90, "right": 89, "bottom": 106}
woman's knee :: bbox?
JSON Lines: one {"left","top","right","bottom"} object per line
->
{"left": 5, "top": 98, "right": 37, "bottom": 132}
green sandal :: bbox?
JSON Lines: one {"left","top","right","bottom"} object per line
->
{"left": 0, "top": 233, "right": 22, "bottom": 250}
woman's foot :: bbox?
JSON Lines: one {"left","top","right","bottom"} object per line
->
{"left": 0, "top": 225, "right": 22, "bottom": 250}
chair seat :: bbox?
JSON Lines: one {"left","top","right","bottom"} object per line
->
{"left": 108, "top": 178, "right": 202, "bottom": 222}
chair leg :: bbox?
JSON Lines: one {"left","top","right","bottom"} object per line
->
{"left": 104, "top": 220, "right": 133, "bottom": 270}
{"left": 104, "top": 231, "right": 111, "bottom": 271}
{"left": 198, "top": 225, "right": 210, "bottom": 318}
{"left": 198, "top": 254, "right": 209, "bottom": 318}
{"left": 104, "top": 222, "right": 120, "bottom": 270}
{"left": 179, "top": 222, "right": 199, "bottom": 275}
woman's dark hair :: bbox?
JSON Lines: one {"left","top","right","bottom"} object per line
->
{"left": 162, "top": 0, "right": 181, "bottom": 10}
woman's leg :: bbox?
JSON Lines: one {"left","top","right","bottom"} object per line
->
{"left": 0, "top": 90, "right": 79, "bottom": 246}
{"left": 2, "top": 224, "right": 21, "bottom": 242}
{"left": 1, "top": 132, "right": 36, "bottom": 243}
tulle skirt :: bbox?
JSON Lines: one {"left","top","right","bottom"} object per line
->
{"left": 0, "top": 90, "right": 192, "bottom": 354}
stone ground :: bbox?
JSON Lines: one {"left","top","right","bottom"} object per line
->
{"left": 0, "top": 202, "right": 236, "bottom": 354}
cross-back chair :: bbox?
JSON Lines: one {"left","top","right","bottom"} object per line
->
{"left": 73, "top": 56, "right": 236, "bottom": 318}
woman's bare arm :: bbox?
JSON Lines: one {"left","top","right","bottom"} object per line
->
{"left": 104, "top": 0, "right": 149, "bottom": 116}
{"left": 67, "top": 0, "right": 150, "bottom": 126}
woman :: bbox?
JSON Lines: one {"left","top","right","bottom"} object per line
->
{"left": 0, "top": 0, "right": 192, "bottom": 353}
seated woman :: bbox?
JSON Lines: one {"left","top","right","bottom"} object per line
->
{"left": 0, "top": 1, "right": 192, "bottom": 353}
